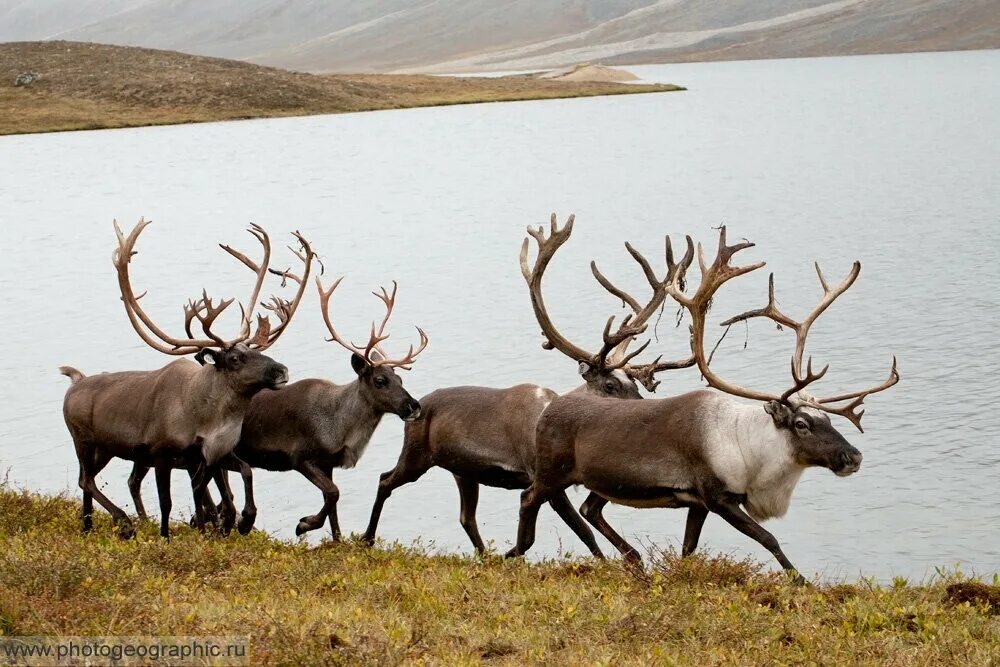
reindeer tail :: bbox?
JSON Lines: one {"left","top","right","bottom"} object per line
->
{"left": 59, "top": 366, "right": 85, "bottom": 384}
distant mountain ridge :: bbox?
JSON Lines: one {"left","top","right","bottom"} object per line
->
{"left": 1, "top": 0, "right": 997, "bottom": 73}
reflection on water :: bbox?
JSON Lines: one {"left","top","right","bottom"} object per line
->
{"left": 1, "top": 49, "right": 998, "bottom": 580}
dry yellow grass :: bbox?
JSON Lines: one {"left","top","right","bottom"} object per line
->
{"left": 1, "top": 487, "right": 998, "bottom": 665}
{"left": 0, "top": 41, "right": 683, "bottom": 135}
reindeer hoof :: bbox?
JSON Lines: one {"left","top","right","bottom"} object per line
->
{"left": 623, "top": 550, "right": 643, "bottom": 566}
{"left": 295, "top": 521, "right": 311, "bottom": 536}
{"left": 219, "top": 513, "right": 236, "bottom": 535}
{"left": 237, "top": 513, "right": 256, "bottom": 536}
{"left": 118, "top": 523, "right": 136, "bottom": 540}
{"left": 360, "top": 533, "right": 376, "bottom": 547}
{"left": 503, "top": 548, "right": 521, "bottom": 559}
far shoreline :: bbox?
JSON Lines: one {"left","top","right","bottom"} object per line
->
{"left": 0, "top": 84, "right": 684, "bottom": 138}
{"left": 0, "top": 41, "right": 683, "bottom": 137}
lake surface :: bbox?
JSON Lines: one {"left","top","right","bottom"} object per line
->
{"left": 1, "top": 50, "right": 998, "bottom": 581}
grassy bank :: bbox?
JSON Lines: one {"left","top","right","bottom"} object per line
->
{"left": 0, "top": 42, "right": 683, "bottom": 136}
{"left": 0, "top": 488, "right": 997, "bottom": 664}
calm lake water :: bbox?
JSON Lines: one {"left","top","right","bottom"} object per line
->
{"left": 1, "top": 50, "right": 998, "bottom": 581}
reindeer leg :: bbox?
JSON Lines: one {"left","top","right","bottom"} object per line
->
{"left": 212, "top": 468, "right": 233, "bottom": 518}
{"left": 506, "top": 482, "right": 552, "bottom": 558}
{"left": 362, "top": 460, "right": 430, "bottom": 546}
{"left": 550, "top": 491, "right": 604, "bottom": 559}
{"left": 218, "top": 454, "right": 256, "bottom": 535}
{"left": 188, "top": 457, "right": 211, "bottom": 532}
{"left": 154, "top": 463, "right": 173, "bottom": 539}
{"left": 78, "top": 462, "right": 94, "bottom": 533}
{"left": 128, "top": 463, "right": 151, "bottom": 520}
{"left": 212, "top": 467, "right": 237, "bottom": 535}
{"left": 454, "top": 475, "right": 486, "bottom": 553}
{"left": 80, "top": 448, "right": 134, "bottom": 540}
{"left": 708, "top": 495, "right": 805, "bottom": 584}
{"left": 295, "top": 461, "right": 341, "bottom": 539}
{"left": 202, "top": 482, "right": 221, "bottom": 527}
{"left": 579, "top": 492, "right": 640, "bottom": 563}
{"left": 682, "top": 506, "right": 709, "bottom": 557}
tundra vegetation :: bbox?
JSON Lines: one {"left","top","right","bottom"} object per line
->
{"left": 0, "top": 487, "right": 998, "bottom": 665}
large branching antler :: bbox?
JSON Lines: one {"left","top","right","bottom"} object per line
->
{"left": 520, "top": 214, "right": 598, "bottom": 363}
{"left": 719, "top": 261, "right": 899, "bottom": 432}
{"left": 590, "top": 234, "right": 698, "bottom": 391}
{"left": 665, "top": 225, "right": 769, "bottom": 398}
{"left": 520, "top": 213, "right": 698, "bottom": 391}
{"left": 113, "top": 218, "right": 314, "bottom": 355}
{"left": 316, "top": 277, "right": 428, "bottom": 370}
{"left": 255, "top": 231, "right": 316, "bottom": 351}
{"left": 667, "top": 226, "right": 898, "bottom": 432}
{"left": 219, "top": 223, "right": 271, "bottom": 342}
{"left": 114, "top": 218, "right": 228, "bottom": 354}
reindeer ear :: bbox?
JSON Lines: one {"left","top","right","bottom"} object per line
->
{"left": 578, "top": 361, "right": 594, "bottom": 378}
{"left": 764, "top": 400, "right": 793, "bottom": 427}
{"left": 196, "top": 349, "right": 221, "bottom": 368}
{"left": 350, "top": 352, "right": 371, "bottom": 377}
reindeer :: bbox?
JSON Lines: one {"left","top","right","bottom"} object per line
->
{"left": 181, "top": 275, "right": 428, "bottom": 539}
{"left": 60, "top": 219, "right": 313, "bottom": 539}
{"left": 507, "top": 227, "right": 898, "bottom": 581}
{"left": 361, "top": 214, "right": 694, "bottom": 556}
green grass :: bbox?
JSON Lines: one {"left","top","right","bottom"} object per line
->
{"left": 0, "top": 486, "right": 997, "bottom": 665}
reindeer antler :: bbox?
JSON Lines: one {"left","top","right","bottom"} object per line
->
{"left": 113, "top": 218, "right": 314, "bottom": 355}
{"left": 667, "top": 226, "right": 898, "bottom": 431}
{"left": 718, "top": 259, "right": 899, "bottom": 431}
{"left": 520, "top": 214, "right": 597, "bottom": 363}
{"left": 114, "top": 219, "right": 230, "bottom": 354}
{"left": 316, "top": 277, "right": 428, "bottom": 370}
{"left": 590, "top": 234, "right": 698, "bottom": 391}
{"left": 254, "top": 231, "right": 316, "bottom": 351}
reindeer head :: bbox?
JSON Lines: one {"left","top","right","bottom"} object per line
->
{"left": 317, "top": 278, "right": 427, "bottom": 422}
{"left": 113, "top": 219, "right": 316, "bottom": 398}
{"left": 195, "top": 343, "right": 288, "bottom": 395}
{"left": 764, "top": 398, "right": 863, "bottom": 476}
{"left": 664, "top": 226, "right": 898, "bottom": 476}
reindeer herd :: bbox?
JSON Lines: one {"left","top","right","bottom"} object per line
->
{"left": 58, "top": 214, "right": 898, "bottom": 582}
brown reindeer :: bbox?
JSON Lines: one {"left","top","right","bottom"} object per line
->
{"left": 508, "top": 227, "right": 898, "bottom": 580}
{"left": 60, "top": 219, "right": 314, "bottom": 539}
{"left": 192, "top": 276, "right": 429, "bottom": 539}
{"left": 362, "top": 214, "right": 694, "bottom": 555}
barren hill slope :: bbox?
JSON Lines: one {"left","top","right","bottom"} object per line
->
{"left": 1, "top": 0, "right": 997, "bottom": 72}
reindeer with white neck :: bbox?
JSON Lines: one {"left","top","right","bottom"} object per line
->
{"left": 508, "top": 227, "right": 898, "bottom": 581}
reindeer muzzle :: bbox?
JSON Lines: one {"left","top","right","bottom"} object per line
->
{"left": 400, "top": 399, "right": 422, "bottom": 422}
{"left": 268, "top": 365, "right": 290, "bottom": 390}
{"left": 833, "top": 449, "right": 863, "bottom": 477}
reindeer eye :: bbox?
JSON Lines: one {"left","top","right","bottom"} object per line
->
{"left": 374, "top": 376, "right": 388, "bottom": 388}
{"left": 794, "top": 419, "right": 810, "bottom": 431}
{"left": 604, "top": 381, "right": 616, "bottom": 392}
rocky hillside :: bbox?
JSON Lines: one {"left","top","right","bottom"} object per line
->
{"left": 1, "top": 0, "right": 997, "bottom": 72}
